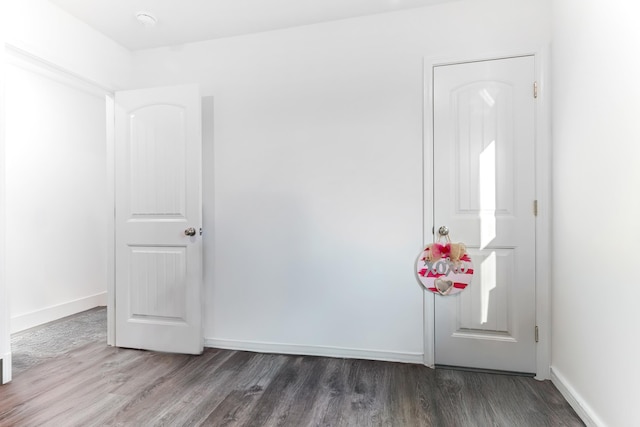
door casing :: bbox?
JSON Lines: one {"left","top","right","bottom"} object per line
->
{"left": 423, "top": 48, "right": 551, "bottom": 380}
{"left": 0, "top": 8, "right": 10, "bottom": 384}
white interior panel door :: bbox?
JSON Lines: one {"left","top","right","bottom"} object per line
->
{"left": 115, "top": 85, "right": 203, "bottom": 355}
{"left": 433, "top": 56, "right": 536, "bottom": 373}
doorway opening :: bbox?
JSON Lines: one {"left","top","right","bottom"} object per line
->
{"left": 3, "top": 48, "right": 111, "bottom": 380}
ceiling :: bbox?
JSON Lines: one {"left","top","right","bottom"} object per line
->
{"left": 48, "top": 0, "right": 458, "bottom": 51}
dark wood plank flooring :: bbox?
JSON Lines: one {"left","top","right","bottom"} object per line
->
{"left": 0, "top": 342, "right": 583, "bottom": 426}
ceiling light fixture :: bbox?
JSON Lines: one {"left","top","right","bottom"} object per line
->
{"left": 135, "top": 11, "right": 158, "bottom": 27}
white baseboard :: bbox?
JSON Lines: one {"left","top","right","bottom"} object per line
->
{"left": 10, "top": 292, "right": 107, "bottom": 334}
{"left": 204, "top": 338, "right": 424, "bottom": 364}
{"left": 550, "top": 367, "right": 604, "bottom": 427}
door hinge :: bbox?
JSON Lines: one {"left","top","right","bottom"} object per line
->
{"left": 533, "top": 81, "right": 538, "bottom": 99}
{"left": 535, "top": 326, "right": 539, "bottom": 343}
{"left": 533, "top": 200, "right": 538, "bottom": 216}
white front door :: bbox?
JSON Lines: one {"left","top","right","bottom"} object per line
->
{"left": 433, "top": 56, "right": 536, "bottom": 373}
{"left": 115, "top": 85, "right": 203, "bottom": 355}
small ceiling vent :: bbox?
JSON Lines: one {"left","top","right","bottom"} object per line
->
{"left": 135, "top": 11, "right": 158, "bottom": 27}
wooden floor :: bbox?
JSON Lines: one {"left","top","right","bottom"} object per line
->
{"left": 0, "top": 343, "right": 583, "bottom": 427}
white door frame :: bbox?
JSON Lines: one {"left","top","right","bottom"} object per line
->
{"left": 106, "top": 95, "right": 116, "bottom": 346}
{"left": 423, "top": 48, "right": 551, "bottom": 380}
{"left": 0, "top": 12, "right": 10, "bottom": 383}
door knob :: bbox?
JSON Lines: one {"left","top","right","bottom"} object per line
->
{"left": 438, "top": 226, "right": 449, "bottom": 236}
{"left": 184, "top": 227, "right": 197, "bottom": 236}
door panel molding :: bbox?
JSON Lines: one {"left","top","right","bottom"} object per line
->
{"left": 423, "top": 48, "right": 551, "bottom": 379}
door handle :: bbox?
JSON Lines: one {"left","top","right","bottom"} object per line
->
{"left": 438, "top": 226, "right": 449, "bottom": 237}
{"left": 184, "top": 227, "right": 197, "bottom": 236}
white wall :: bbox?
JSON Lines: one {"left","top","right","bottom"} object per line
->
{"left": 2, "top": 0, "right": 132, "bottom": 333}
{"left": 4, "top": 61, "right": 109, "bottom": 333}
{"left": 551, "top": 1, "right": 640, "bottom": 426}
{"left": 132, "top": 0, "right": 551, "bottom": 360}
{"left": 5, "top": 0, "right": 132, "bottom": 90}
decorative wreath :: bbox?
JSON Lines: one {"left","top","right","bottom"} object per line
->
{"left": 415, "top": 237, "right": 474, "bottom": 296}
